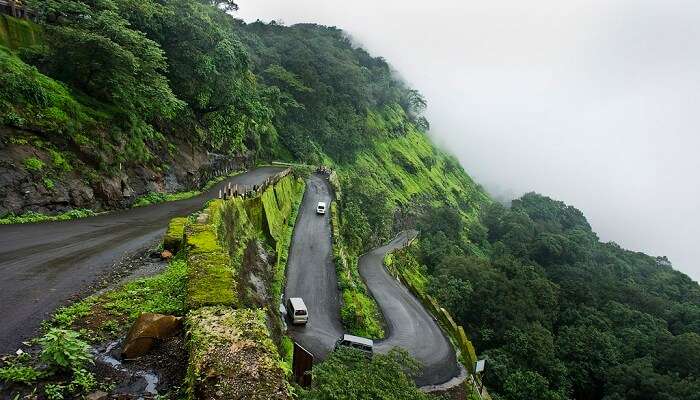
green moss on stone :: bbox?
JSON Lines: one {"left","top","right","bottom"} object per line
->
{"left": 0, "top": 15, "right": 42, "bottom": 50}
{"left": 163, "top": 217, "right": 187, "bottom": 253}
{"left": 184, "top": 223, "right": 237, "bottom": 309}
{"left": 184, "top": 307, "right": 291, "bottom": 400}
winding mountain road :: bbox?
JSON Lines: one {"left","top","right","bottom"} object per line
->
{"left": 0, "top": 166, "right": 283, "bottom": 354}
{"left": 285, "top": 174, "right": 462, "bottom": 386}
{"left": 1, "top": 167, "right": 462, "bottom": 387}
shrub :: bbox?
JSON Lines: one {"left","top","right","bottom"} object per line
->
{"left": 44, "top": 383, "right": 65, "bottom": 400}
{"left": 0, "top": 364, "right": 42, "bottom": 384}
{"left": 23, "top": 156, "right": 44, "bottom": 171}
{"left": 67, "top": 368, "right": 97, "bottom": 393}
{"left": 43, "top": 177, "right": 55, "bottom": 190}
{"left": 39, "top": 329, "right": 93, "bottom": 372}
{"left": 299, "top": 348, "right": 429, "bottom": 400}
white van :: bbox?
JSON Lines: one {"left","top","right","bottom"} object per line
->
{"left": 335, "top": 334, "right": 374, "bottom": 357}
{"left": 286, "top": 297, "right": 308, "bottom": 325}
{"left": 316, "top": 202, "right": 326, "bottom": 215}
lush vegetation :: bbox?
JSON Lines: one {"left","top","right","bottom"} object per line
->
{"left": 387, "top": 195, "right": 700, "bottom": 400}
{"left": 2, "top": 1, "right": 698, "bottom": 399}
{"left": 132, "top": 190, "right": 200, "bottom": 207}
{"left": 0, "top": 208, "right": 96, "bottom": 224}
{"left": 298, "top": 348, "right": 432, "bottom": 400}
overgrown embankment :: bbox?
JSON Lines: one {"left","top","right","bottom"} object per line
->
{"left": 180, "top": 171, "right": 304, "bottom": 399}
{"left": 0, "top": 10, "right": 263, "bottom": 218}
{"left": 0, "top": 171, "right": 305, "bottom": 399}
{"left": 0, "top": 15, "right": 41, "bottom": 49}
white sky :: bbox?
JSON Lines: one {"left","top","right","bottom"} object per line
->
{"left": 236, "top": 0, "right": 700, "bottom": 282}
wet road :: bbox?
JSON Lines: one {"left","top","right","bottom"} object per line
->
{"left": 284, "top": 174, "right": 342, "bottom": 359}
{"left": 284, "top": 174, "right": 461, "bottom": 386}
{"left": 360, "top": 231, "right": 461, "bottom": 386}
{"left": 0, "top": 166, "right": 283, "bottom": 354}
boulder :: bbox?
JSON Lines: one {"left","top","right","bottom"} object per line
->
{"left": 85, "top": 391, "right": 108, "bottom": 400}
{"left": 196, "top": 212, "right": 209, "bottom": 224}
{"left": 121, "top": 313, "right": 182, "bottom": 359}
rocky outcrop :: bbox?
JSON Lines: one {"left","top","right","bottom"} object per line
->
{"left": 0, "top": 131, "right": 249, "bottom": 216}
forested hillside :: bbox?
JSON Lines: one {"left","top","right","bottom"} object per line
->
{"left": 0, "top": 1, "right": 698, "bottom": 399}
{"left": 391, "top": 194, "right": 700, "bottom": 400}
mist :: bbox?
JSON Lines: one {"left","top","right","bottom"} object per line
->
{"left": 236, "top": 0, "right": 700, "bottom": 282}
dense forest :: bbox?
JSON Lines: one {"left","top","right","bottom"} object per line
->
{"left": 392, "top": 195, "right": 700, "bottom": 400}
{"left": 1, "top": 1, "right": 698, "bottom": 399}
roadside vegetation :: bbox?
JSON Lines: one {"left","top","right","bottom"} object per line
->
{"left": 298, "top": 348, "right": 433, "bottom": 400}
{"left": 0, "top": 208, "right": 96, "bottom": 224}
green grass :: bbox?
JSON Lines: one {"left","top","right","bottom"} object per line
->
{"left": 330, "top": 202, "right": 385, "bottom": 339}
{"left": 340, "top": 290, "right": 385, "bottom": 338}
{"left": 132, "top": 190, "right": 200, "bottom": 207}
{"left": 45, "top": 256, "right": 188, "bottom": 338}
{"left": 384, "top": 246, "right": 428, "bottom": 294}
{"left": 102, "top": 257, "right": 188, "bottom": 320}
{"left": 0, "top": 209, "right": 96, "bottom": 225}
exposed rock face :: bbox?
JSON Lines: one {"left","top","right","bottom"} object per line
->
{"left": 0, "top": 132, "right": 250, "bottom": 216}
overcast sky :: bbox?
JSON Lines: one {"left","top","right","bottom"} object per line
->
{"left": 236, "top": 0, "right": 700, "bottom": 282}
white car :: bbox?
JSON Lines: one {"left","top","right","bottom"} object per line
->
{"left": 316, "top": 202, "right": 326, "bottom": 215}
{"left": 335, "top": 334, "right": 374, "bottom": 357}
{"left": 286, "top": 297, "right": 308, "bottom": 325}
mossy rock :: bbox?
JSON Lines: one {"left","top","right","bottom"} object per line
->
{"left": 0, "top": 15, "right": 42, "bottom": 50}
{"left": 163, "top": 217, "right": 187, "bottom": 253}
{"left": 185, "top": 307, "right": 291, "bottom": 400}
{"left": 184, "top": 223, "right": 237, "bottom": 309}
{"left": 457, "top": 326, "right": 478, "bottom": 372}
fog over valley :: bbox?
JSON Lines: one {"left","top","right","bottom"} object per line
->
{"left": 237, "top": 0, "right": 700, "bottom": 281}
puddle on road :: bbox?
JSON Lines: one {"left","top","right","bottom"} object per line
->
{"left": 93, "top": 340, "right": 160, "bottom": 398}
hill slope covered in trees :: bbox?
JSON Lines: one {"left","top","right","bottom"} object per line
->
{"left": 0, "top": 1, "right": 698, "bottom": 399}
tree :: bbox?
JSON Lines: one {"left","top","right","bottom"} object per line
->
{"left": 27, "top": 0, "right": 183, "bottom": 120}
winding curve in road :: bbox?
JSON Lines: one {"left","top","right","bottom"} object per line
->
{"left": 1, "top": 168, "right": 463, "bottom": 388}
{"left": 0, "top": 166, "right": 284, "bottom": 354}
{"left": 285, "top": 174, "right": 462, "bottom": 386}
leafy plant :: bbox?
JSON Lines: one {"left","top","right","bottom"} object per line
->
{"left": 23, "top": 156, "right": 44, "bottom": 171}
{"left": 39, "top": 329, "right": 93, "bottom": 372}
{"left": 44, "top": 383, "right": 65, "bottom": 400}
{"left": 43, "top": 177, "right": 55, "bottom": 190}
{"left": 0, "top": 364, "right": 42, "bottom": 384}
{"left": 68, "top": 368, "right": 97, "bottom": 393}
{"left": 49, "top": 149, "right": 72, "bottom": 172}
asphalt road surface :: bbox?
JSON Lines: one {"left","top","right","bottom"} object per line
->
{"left": 284, "top": 174, "right": 343, "bottom": 359}
{"left": 360, "top": 231, "right": 461, "bottom": 386}
{"left": 0, "top": 166, "right": 283, "bottom": 354}
{"left": 285, "top": 174, "right": 461, "bottom": 386}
